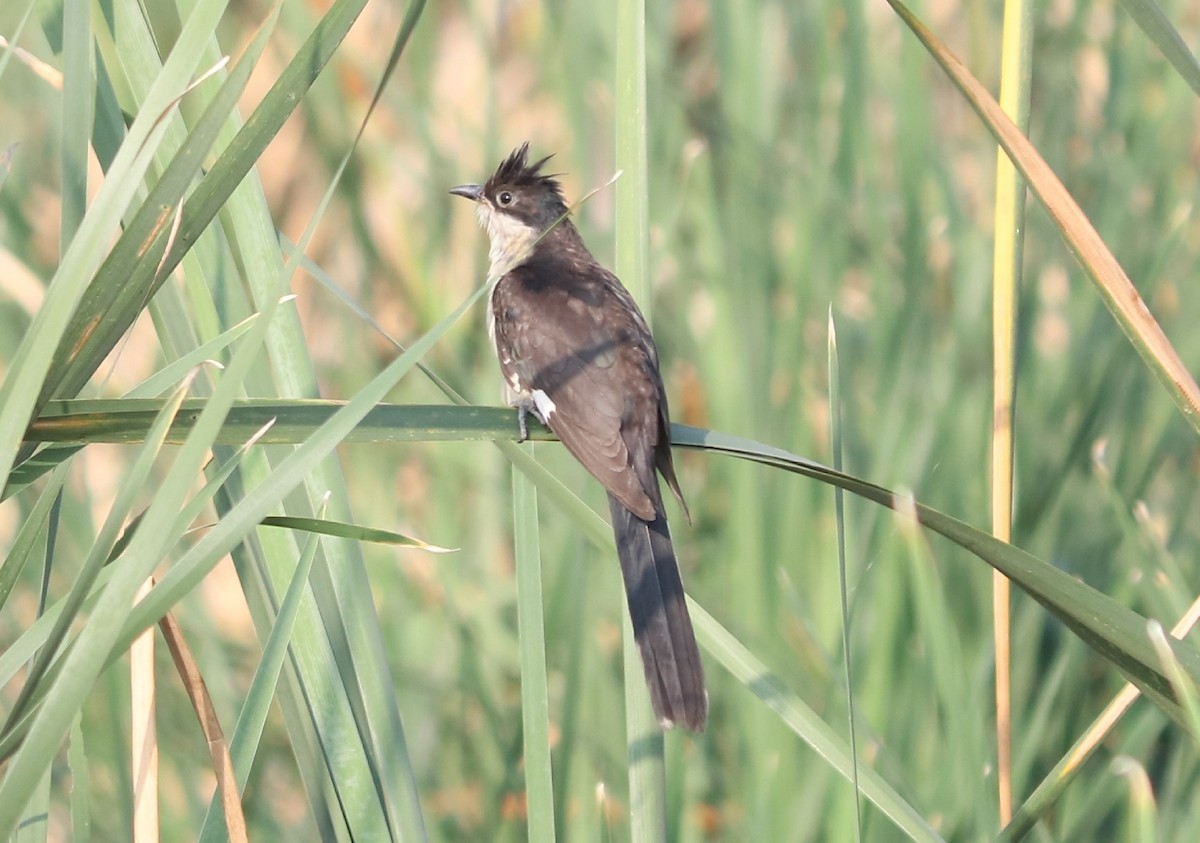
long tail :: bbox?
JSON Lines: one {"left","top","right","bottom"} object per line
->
{"left": 608, "top": 494, "right": 707, "bottom": 731}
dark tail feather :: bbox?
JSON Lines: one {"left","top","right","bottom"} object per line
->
{"left": 608, "top": 493, "right": 707, "bottom": 731}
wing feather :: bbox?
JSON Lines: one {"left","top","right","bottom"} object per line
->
{"left": 493, "top": 263, "right": 663, "bottom": 519}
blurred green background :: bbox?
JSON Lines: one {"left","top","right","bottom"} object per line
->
{"left": 1, "top": 0, "right": 1200, "bottom": 840}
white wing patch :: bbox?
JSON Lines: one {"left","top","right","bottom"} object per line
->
{"left": 532, "top": 388, "right": 557, "bottom": 420}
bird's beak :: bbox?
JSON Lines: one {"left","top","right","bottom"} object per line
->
{"left": 449, "top": 183, "right": 483, "bottom": 201}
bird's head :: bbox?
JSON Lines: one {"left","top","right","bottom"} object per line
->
{"left": 451, "top": 143, "right": 568, "bottom": 273}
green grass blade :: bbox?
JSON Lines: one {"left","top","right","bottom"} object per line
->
{"left": 885, "top": 0, "right": 1200, "bottom": 436}
{"left": 0, "top": 440, "right": 270, "bottom": 770}
{"left": 196, "top": 501, "right": 325, "bottom": 842}
{"left": 122, "top": 288, "right": 481, "bottom": 840}
{"left": 503, "top": 439, "right": 940, "bottom": 841}
{"left": 2, "top": 316, "right": 259, "bottom": 501}
{"left": 0, "top": 285, "right": 287, "bottom": 830}
{"left": 690, "top": 598, "right": 944, "bottom": 842}
{"left": 0, "top": 379, "right": 190, "bottom": 822}
{"left": 12, "top": 771, "right": 49, "bottom": 843}
{"left": 67, "top": 713, "right": 89, "bottom": 842}
{"left": 0, "top": 449, "right": 81, "bottom": 505}
{"left": 675, "top": 425, "right": 1200, "bottom": 727}
{"left": 1, "top": 375, "right": 193, "bottom": 734}
{"left": 30, "top": 395, "right": 1199, "bottom": 737}
{"left": 513, "top": 443, "right": 557, "bottom": 842}
{"left": 59, "top": 0, "right": 90, "bottom": 249}
{"left": 990, "top": 0, "right": 1033, "bottom": 821}
{"left": 0, "top": 463, "right": 71, "bottom": 616}
{"left": 127, "top": 313, "right": 261, "bottom": 398}
{"left": 613, "top": 0, "right": 667, "bottom": 836}
{"left": 26, "top": 400, "right": 520, "bottom": 446}
{"left": 1148, "top": 622, "right": 1200, "bottom": 737}
{"left": 0, "top": 0, "right": 39, "bottom": 86}
{"left": 828, "top": 311, "right": 863, "bottom": 839}
{"left": 260, "top": 515, "right": 454, "bottom": 552}
{"left": 0, "top": 568, "right": 114, "bottom": 700}
{"left": 116, "top": 282, "right": 488, "bottom": 675}
{"left": 464, "top": 428, "right": 937, "bottom": 838}
{"left": 33, "top": 1, "right": 278, "bottom": 412}
{"left": 0, "top": 0, "right": 231, "bottom": 485}
{"left": 191, "top": 3, "right": 430, "bottom": 831}
{"left": 1111, "top": 757, "right": 1159, "bottom": 843}
{"left": 1115, "top": 0, "right": 1200, "bottom": 95}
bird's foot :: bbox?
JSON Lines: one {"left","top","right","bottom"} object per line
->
{"left": 515, "top": 397, "right": 536, "bottom": 443}
{"left": 510, "top": 389, "right": 550, "bottom": 443}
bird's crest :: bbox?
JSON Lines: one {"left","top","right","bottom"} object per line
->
{"left": 485, "top": 142, "right": 564, "bottom": 201}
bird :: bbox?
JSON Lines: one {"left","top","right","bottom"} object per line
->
{"left": 451, "top": 143, "right": 707, "bottom": 731}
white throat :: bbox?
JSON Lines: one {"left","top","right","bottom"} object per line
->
{"left": 476, "top": 203, "right": 540, "bottom": 279}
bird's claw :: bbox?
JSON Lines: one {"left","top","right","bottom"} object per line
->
{"left": 513, "top": 393, "right": 545, "bottom": 443}
{"left": 517, "top": 404, "right": 529, "bottom": 443}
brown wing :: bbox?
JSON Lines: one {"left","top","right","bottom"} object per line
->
{"left": 492, "top": 261, "right": 664, "bottom": 520}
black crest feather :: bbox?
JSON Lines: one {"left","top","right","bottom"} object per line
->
{"left": 485, "top": 142, "right": 563, "bottom": 201}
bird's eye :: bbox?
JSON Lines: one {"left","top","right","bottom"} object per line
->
{"left": 497, "top": 191, "right": 514, "bottom": 206}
